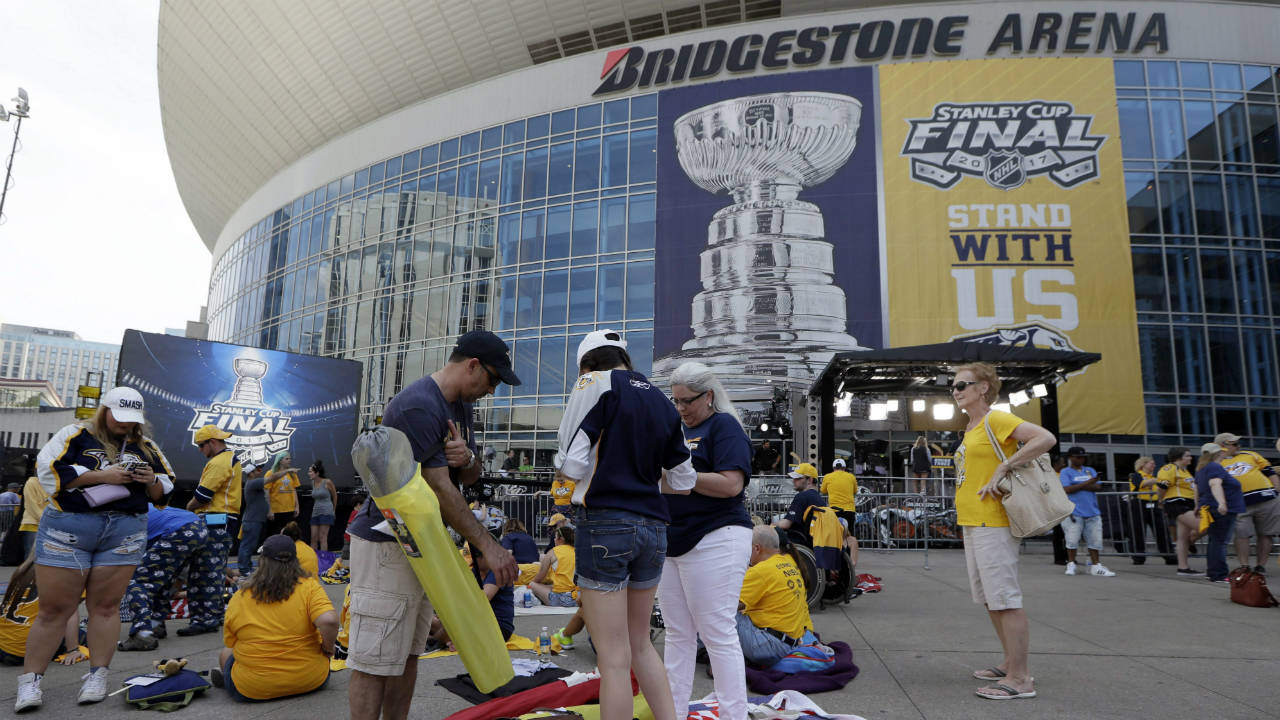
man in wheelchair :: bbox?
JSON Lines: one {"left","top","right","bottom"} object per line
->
{"left": 776, "top": 464, "right": 859, "bottom": 608}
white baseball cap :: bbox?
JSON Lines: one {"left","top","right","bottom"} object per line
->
{"left": 576, "top": 329, "right": 628, "bottom": 367}
{"left": 101, "top": 386, "right": 146, "bottom": 424}
{"left": 833, "top": 458, "right": 847, "bottom": 468}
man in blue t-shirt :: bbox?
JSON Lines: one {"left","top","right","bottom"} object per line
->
{"left": 346, "top": 330, "right": 521, "bottom": 720}
{"left": 1060, "top": 446, "right": 1115, "bottom": 577}
{"left": 777, "top": 463, "right": 824, "bottom": 540}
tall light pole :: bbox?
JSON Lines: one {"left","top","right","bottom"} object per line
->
{"left": 0, "top": 87, "right": 31, "bottom": 226}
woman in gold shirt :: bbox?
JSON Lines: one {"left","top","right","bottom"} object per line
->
{"left": 1156, "top": 447, "right": 1199, "bottom": 576}
{"left": 1125, "top": 457, "right": 1175, "bottom": 565}
{"left": 264, "top": 452, "right": 300, "bottom": 536}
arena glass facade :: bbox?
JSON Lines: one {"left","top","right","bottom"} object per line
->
{"left": 198, "top": 6, "right": 1280, "bottom": 470}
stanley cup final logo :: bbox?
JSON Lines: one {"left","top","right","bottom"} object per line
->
{"left": 188, "top": 355, "right": 295, "bottom": 466}
{"left": 653, "top": 91, "right": 866, "bottom": 392}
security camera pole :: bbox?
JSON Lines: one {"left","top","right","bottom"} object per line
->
{"left": 0, "top": 87, "right": 31, "bottom": 226}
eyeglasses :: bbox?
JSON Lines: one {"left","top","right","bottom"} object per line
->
{"left": 672, "top": 390, "right": 707, "bottom": 408}
{"left": 950, "top": 380, "right": 978, "bottom": 392}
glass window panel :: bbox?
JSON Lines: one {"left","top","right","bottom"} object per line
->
{"left": 568, "top": 267, "right": 596, "bottom": 323}
{"left": 472, "top": 277, "right": 492, "bottom": 329}
{"left": 413, "top": 235, "right": 431, "bottom": 279}
{"left": 500, "top": 154, "right": 523, "bottom": 204}
{"left": 503, "top": 121, "right": 526, "bottom": 145}
{"left": 516, "top": 273, "right": 542, "bottom": 328}
{"left": 1157, "top": 173, "right": 1193, "bottom": 235}
{"left": 542, "top": 269, "right": 569, "bottom": 326}
{"left": 1253, "top": 408, "right": 1280, "bottom": 444}
{"left": 1244, "top": 65, "right": 1274, "bottom": 93}
{"left": 439, "top": 138, "right": 459, "bottom": 162}
{"left": 625, "top": 261, "right": 654, "bottom": 320}
{"left": 1268, "top": 252, "right": 1280, "bottom": 315}
{"left": 548, "top": 142, "right": 574, "bottom": 196}
{"left": 478, "top": 158, "right": 501, "bottom": 203}
{"left": 546, "top": 205, "right": 572, "bottom": 259}
{"left": 1174, "top": 325, "right": 1210, "bottom": 394}
{"left": 520, "top": 208, "right": 546, "bottom": 263}
{"left": 1216, "top": 101, "right": 1251, "bottom": 163}
{"left": 577, "top": 104, "right": 602, "bottom": 128}
{"left": 629, "top": 128, "right": 657, "bottom": 183}
{"left": 355, "top": 168, "right": 370, "bottom": 191}
{"left": 1138, "top": 325, "right": 1175, "bottom": 392}
{"left": 1208, "top": 327, "right": 1245, "bottom": 395}
{"left": 597, "top": 265, "right": 624, "bottom": 322}
{"left": 1241, "top": 327, "right": 1277, "bottom": 397}
{"left": 1212, "top": 63, "right": 1243, "bottom": 90}
{"left": 1224, "top": 175, "right": 1259, "bottom": 237}
{"left": 369, "top": 162, "right": 385, "bottom": 186}
{"left": 1165, "top": 248, "right": 1202, "bottom": 313}
{"left": 420, "top": 144, "right": 439, "bottom": 167}
{"left": 457, "top": 162, "right": 479, "bottom": 206}
{"left": 430, "top": 227, "right": 450, "bottom": 276}
{"left": 498, "top": 214, "right": 520, "bottom": 266}
{"left": 1180, "top": 62, "right": 1211, "bottom": 88}
{"left": 1181, "top": 406, "right": 1213, "bottom": 437}
{"left": 1131, "top": 248, "right": 1167, "bottom": 311}
{"left": 1183, "top": 102, "right": 1219, "bottom": 161}
{"left": 1248, "top": 104, "right": 1279, "bottom": 165}
{"left": 631, "top": 94, "right": 657, "bottom": 119}
{"left": 572, "top": 200, "right": 598, "bottom": 256}
{"left": 497, "top": 275, "right": 517, "bottom": 330}
{"left": 574, "top": 137, "right": 601, "bottom": 191}
{"left": 460, "top": 131, "right": 481, "bottom": 156}
{"left": 601, "top": 197, "right": 627, "bottom": 253}
{"left": 601, "top": 133, "right": 629, "bottom": 187}
{"left": 604, "top": 99, "right": 629, "bottom": 125}
{"left": 538, "top": 337, "right": 567, "bottom": 396}
{"left": 512, "top": 340, "right": 537, "bottom": 396}
{"left": 1150, "top": 100, "right": 1186, "bottom": 159}
{"left": 1259, "top": 177, "right": 1280, "bottom": 238}
{"left": 402, "top": 149, "right": 421, "bottom": 173}
{"left": 1117, "top": 100, "right": 1153, "bottom": 159}
{"left": 1191, "top": 174, "right": 1225, "bottom": 235}
{"left": 523, "top": 147, "right": 548, "bottom": 200}
{"left": 1233, "top": 249, "right": 1266, "bottom": 315}
{"left": 1125, "top": 171, "right": 1159, "bottom": 234}
{"left": 1114, "top": 60, "right": 1145, "bottom": 87}
{"left": 628, "top": 194, "right": 656, "bottom": 250}
{"left": 360, "top": 244, "right": 378, "bottom": 293}
{"left": 628, "top": 330, "right": 654, "bottom": 376}
{"left": 551, "top": 109, "right": 576, "bottom": 135}
{"left": 1200, "top": 248, "right": 1235, "bottom": 313}
{"left": 385, "top": 155, "right": 402, "bottom": 179}
{"left": 1147, "top": 60, "right": 1178, "bottom": 87}
{"left": 482, "top": 126, "right": 503, "bottom": 150}
{"left": 527, "top": 114, "right": 550, "bottom": 139}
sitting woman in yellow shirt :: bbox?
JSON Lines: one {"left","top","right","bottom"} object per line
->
{"left": 213, "top": 535, "right": 338, "bottom": 702}
{"left": 0, "top": 554, "right": 84, "bottom": 666}
{"left": 529, "top": 526, "right": 578, "bottom": 607}
{"left": 281, "top": 522, "right": 319, "bottom": 576}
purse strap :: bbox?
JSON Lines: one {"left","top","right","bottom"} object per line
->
{"left": 982, "top": 413, "right": 1010, "bottom": 464}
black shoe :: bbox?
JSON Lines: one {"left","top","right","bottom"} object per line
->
{"left": 1176, "top": 567, "right": 1200, "bottom": 576}
{"left": 176, "top": 623, "right": 219, "bottom": 637}
{"left": 1132, "top": 558, "right": 1146, "bottom": 565}
{"left": 209, "top": 668, "right": 224, "bottom": 689}
{"left": 117, "top": 634, "right": 158, "bottom": 651}
{"left": 153, "top": 623, "right": 167, "bottom": 639}
{"left": 1254, "top": 565, "right": 1267, "bottom": 574}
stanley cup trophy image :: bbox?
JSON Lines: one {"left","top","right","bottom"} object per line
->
{"left": 228, "top": 358, "right": 269, "bottom": 407}
{"left": 653, "top": 91, "right": 867, "bottom": 394}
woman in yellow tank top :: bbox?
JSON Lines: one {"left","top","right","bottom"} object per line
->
{"left": 1157, "top": 447, "right": 1200, "bottom": 575}
{"left": 529, "top": 526, "right": 578, "bottom": 607}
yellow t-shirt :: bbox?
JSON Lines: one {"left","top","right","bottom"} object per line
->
{"left": 739, "top": 553, "right": 812, "bottom": 640}
{"left": 19, "top": 477, "right": 48, "bottom": 532}
{"left": 550, "top": 478, "right": 576, "bottom": 507}
{"left": 198, "top": 450, "right": 243, "bottom": 516}
{"left": 296, "top": 540, "right": 319, "bottom": 577}
{"left": 268, "top": 470, "right": 300, "bottom": 514}
{"left": 550, "top": 545, "right": 576, "bottom": 594}
{"left": 1157, "top": 464, "right": 1195, "bottom": 501}
{"left": 820, "top": 470, "right": 859, "bottom": 511}
{"left": 1130, "top": 471, "right": 1159, "bottom": 502}
{"left": 954, "top": 410, "right": 1022, "bottom": 527}
{"left": 0, "top": 591, "right": 38, "bottom": 658}
{"left": 1222, "top": 451, "right": 1276, "bottom": 500}
{"left": 224, "top": 576, "right": 334, "bottom": 700}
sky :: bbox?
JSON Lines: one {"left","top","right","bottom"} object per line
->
{"left": 0, "top": 1, "right": 211, "bottom": 345}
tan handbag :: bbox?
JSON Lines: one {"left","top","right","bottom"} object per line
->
{"left": 984, "top": 414, "right": 1074, "bottom": 538}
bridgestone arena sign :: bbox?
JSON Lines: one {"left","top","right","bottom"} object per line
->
{"left": 593, "top": 12, "right": 1169, "bottom": 96}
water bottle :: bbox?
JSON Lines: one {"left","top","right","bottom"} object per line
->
{"left": 538, "top": 626, "right": 551, "bottom": 667}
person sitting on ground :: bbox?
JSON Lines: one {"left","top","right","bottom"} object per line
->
{"left": 499, "top": 518, "right": 540, "bottom": 564}
{"left": 543, "top": 512, "right": 571, "bottom": 553}
{"left": 0, "top": 553, "right": 84, "bottom": 667}
{"left": 118, "top": 503, "right": 209, "bottom": 651}
{"left": 214, "top": 535, "right": 338, "bottom": 702}
{"left": 281, "top": 522, "right": 318, "bottom": 577}
{"left": 735, "top": 526, "right": 814, "bottom": 667}
{"left": 430, "top": 543, "right": 515, "bottom": 648}
{"left": 529, "top": 526, "right": 578, "bottom": 607}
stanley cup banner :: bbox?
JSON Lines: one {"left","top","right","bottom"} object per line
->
{"left": 117, "top": 330, "right": 364, "bottom": 486}
{"left": 880, "top": 58, "right": 1145, "bottom": 435}
{"left": 653, "top": 67, "right": 882, "bottom": 394}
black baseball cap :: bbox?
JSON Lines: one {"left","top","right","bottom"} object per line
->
{"left": 1067, "top": 446, "right": 1087, "bottom": 457}
{"left": 261, "top": 535, "right": 297, "bottom": 562}
{"left": 455, "top": 330, "right": 521, "bottom": 386}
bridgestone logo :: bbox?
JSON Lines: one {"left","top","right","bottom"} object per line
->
{"left": 900, "top": 101, "right": 1105, "bottom": 190}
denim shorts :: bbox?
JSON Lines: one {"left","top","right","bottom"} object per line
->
{"left": 35, "top": 508, "right": 147, "bottom": 571}
{"left": 547, "top": 591, "right": 578, "bottom": 607}
{"left": 1063, "top": 514, "right": 1103, "bottom": 551}
{"left": 311, "top": 514, "right": 335, "bottom": 526}
{"left": 574, "top": 508, "right": 666, "bottom": 592}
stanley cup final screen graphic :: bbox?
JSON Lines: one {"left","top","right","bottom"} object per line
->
{"left": 117, "top": 330, "right": 363, "bottom": 487}
{"left": 654, "top": 67, "right": 882, "bottom": 393}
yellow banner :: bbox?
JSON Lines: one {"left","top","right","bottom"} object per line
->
{"left": 880, "top": 57, "right": 1144, "bottom": 435}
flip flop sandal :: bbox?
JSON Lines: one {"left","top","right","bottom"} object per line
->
{"left": 976, "top": 683, "right": 1037, "bottom": 700}
{"left": 972, "top": 667, "right": 1006, "bottom": 681}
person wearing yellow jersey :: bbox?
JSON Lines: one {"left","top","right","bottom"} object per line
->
{"left": 734, "top": 526, "right": 813, "bottom": 667}
{"left": 265, "top": 452, "right": 301, "bottom": 536}
{"left": 1214, "top": 433, "right": 1280, "bottom": 572}
{"left": 529, "top": 526, "right": 578, "bottom": 607}
{"left": 951, "top": 363, "right": 1055, "bottom": 701}
{"left": 550, "top": 474, "right": 576, "bottom": 508}
{"left": 214, "top": 535, "right": 338, "bottom": 702}
{"left": 1122, "top": 456, "right": 1175, "bottom": 566}
{"left": 0, "top": 555, "right": 84, "bottom": 667}
{"left": 182, "top": 424, "right": 243, "bottom": 636}
{"left": 282, "top": 522, "right": 319, "bottom": 577}
{"left": 1157, "top": 447, "right": 1200, "bottom": 576}
{"left": 18, "top": 477, "right": 49, "bottom": 556}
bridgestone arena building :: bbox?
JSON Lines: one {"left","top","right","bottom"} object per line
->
{"left": 160, "top": 1, "right": 1280, "bottom": 479}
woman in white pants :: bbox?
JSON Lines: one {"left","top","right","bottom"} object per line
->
{"left": 658, "top": 362, "right": 754, "bottom": 720}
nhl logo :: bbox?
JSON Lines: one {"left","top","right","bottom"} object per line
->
{"left": 984, "top": 151, "right": 1025, "bottom": 190}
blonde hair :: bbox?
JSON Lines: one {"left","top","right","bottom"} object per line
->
{"left": 1196, "top": 450, "right": 1223, "bottom": 471}
{"left": 953, "top": 362, "right": 1001, "bottom": 404}
{"left": 1133, "top": 456, "right": 1154, "bottom": 473}
{"left": 914, "top": 436, "right": 927, "bottom": 448}
{"left": 84, "top": 405, "right": 153, "bottom": 464}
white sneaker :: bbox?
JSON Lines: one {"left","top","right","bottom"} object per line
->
{"left": 78, "top": 666, "right": 108, "bottom": 704}
{"left": 1090, "top": 563, "right": 1116, "bottom": 577}
{"left": 1064, "top": 561, "right": 1077, "bottom": 576}
{"left": 15, "top": 672, "right": 41, "bottom": 713}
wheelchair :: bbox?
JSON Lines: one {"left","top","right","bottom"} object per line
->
{"left": 780, "top": 521, "right": 859, "bottom": 612}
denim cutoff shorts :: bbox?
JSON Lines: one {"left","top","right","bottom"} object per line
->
{"left": 35, "top": 507, "right": 147, "bottom": 571}
{"left": 574, "top": 507, "right": 666, "bottom": 592}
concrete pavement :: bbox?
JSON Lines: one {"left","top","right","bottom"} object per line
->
{"left": 1, "top": 548, "right": 1276, "bottom": 719}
